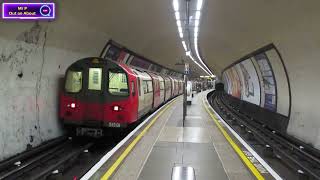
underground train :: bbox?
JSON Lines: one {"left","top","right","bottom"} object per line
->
{"left": 59, "top": 57, "right": 183, "bottom": 136}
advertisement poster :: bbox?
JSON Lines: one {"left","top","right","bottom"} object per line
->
{"left": 105, "top": 45, "right": 121, "bottom": 60}
{"left": 235, "top": 59, "right": 261, "bottom": 105}
{"left": 225, "top": 67, "right": 241, "bottom": 98}
{"left": 130, "top": 56, "right": 151, "bottom": 70}
{"left": 116, "top": 51, "right": 130, "bottom": 63}
{"left": 254, "top": 53, "right": 277, "bottom": 112}
{"left": 222, "top": 72, "right": 231, "bottom": 94}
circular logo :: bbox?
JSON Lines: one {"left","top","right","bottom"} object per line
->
{"left": 40, "top": 5, "right": 51, "bottom": 16}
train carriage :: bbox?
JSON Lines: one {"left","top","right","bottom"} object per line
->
{"left": 158, "top": 75, "right": 165, "bottom": 105}
{"left": 174, "top": 79, "right": 179, "bottom": 96}
{"left": 163, "top": 75, "right": 172, "bottom": 101}
{"left": 178, "top": 80, "right": 184, "bottom": 94}
{"left": 169, "top": 77, "right": 177, "bottom": 97}
{"left": 59, "top": 57, "right": 184, "bottom": 137}
{"left": 148, "top": 72, "right": 161, "bottom": 109}
{"left": 132, "top": 69, "right": 153, "bottom": 118}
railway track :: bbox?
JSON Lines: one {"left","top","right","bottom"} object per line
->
{"left": 208, "top": 91, "right": 320, "bottom": 180}
{"left": 0, "top": 137, "right": 94, "bottom": 180}
{"left": 0, "top": 100, "right": 157, "bottom": 180}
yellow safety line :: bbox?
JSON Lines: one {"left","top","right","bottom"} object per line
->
{"left": 101, "top": 99, "right": 177, "bottom": 180}
{"left": 202, "top": 99, "right": 265, "bottom": 180}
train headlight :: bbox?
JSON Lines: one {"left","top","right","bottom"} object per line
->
{"left": 71, "top": 103, "right": 76, "bottom": 108}
{"left": 113, "top": 105, "right": 119, "bottom": 111}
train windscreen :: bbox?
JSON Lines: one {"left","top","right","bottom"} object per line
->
{"left": 65, "top": 70, "right": 82, "bottom": 93}
{"left": 108, "top": 69, "right": 129, "bottom": 96}
{"left": 88, "top": 68, "right": 102, "bottom": 90}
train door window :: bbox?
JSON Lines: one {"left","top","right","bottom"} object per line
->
{"left": 137, "top": 78, "right": 141, "bottom": 96}
{"left": 108, "top": 69, "right": 129, "bottom": 96}
{"left": 147, "top": 81, "right": 153, "bottom": 93}
{"left": 143, "top": 81, "right": 148, "bottom": 93}
{"left": 131, "top": 81, "right": 135, "bottom": 96}
{"left": 165, "top": 80, "right": 169, "bottom": 91}
{"left": 65, "top": 70, "right": 82, "bottom": 93}
{"left": 160, "top": 81, "right": 164, "bottom": 90}
{"left": 88, "top": 68, "right": 102, "bottom": 90}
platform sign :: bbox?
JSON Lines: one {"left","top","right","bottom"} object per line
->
{"left": 185, "top": 63, "right": 190, "bottom": 75}
{"left": 2, "top": 3, "right": 55, "bottom": 20}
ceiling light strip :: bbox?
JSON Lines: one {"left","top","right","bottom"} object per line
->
{"left": 182, "top": 41, "right": 187, "bottom": 51}
{"left": 194, "top": 40, "right": 213, "bottom": 75}
{"left": 172, "top": 0, "right": 213, "bottom": 76}
{"left": 196, "top": 0, "right": 203, "bottom": 10}
{"left": 173, "top": 0, "right": 179, "bottom": 11}
{"left": 187, "top": 54, "right": 211, "bottom": 75}
{"left": 193, "top": 0, "right": 214, "bottom": 76}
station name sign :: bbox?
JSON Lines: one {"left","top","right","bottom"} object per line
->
{"left": 2, "top": 3, "right": 55, "bottom": 20}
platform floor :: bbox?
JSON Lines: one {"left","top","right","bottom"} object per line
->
{"left": 89, "top": 91, "right": 256, "bottom": 180}
{"left": 137, "top": 91, "right": 253, "bottom": 180}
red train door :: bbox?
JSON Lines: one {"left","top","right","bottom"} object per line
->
{"left": 148, "top": 72, "right": 160, "bottom": 109}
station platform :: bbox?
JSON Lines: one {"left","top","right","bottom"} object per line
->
{"left": 82, "top": 91, "right": 276, "bottom": 180}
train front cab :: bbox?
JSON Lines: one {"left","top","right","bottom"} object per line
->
{"left": 59, "top": 58, "right": 139, "bottom": 136}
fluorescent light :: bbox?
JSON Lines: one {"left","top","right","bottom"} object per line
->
{"left": 176, "top": 20, "right": 181, "bottom": 27}
{"left": 173, "top": 0, "right": 179, "bottom": 11}
{"left": 194, "top": 26, "right": 199, "bottom": 34}
{"left": 194, "top": 59, "right": 211, "bottom": 75}
{"left": 178, "top": 26, "right": 182, "bottom": 33}
{"left": 171, "top": 0, "right": 213, "bottom": 76}
{"left": 195, "top": 11, "right": 201, "bottom": 19}
{"left": 196, "top": 0, "right": 203, "bottom": 10}
{"left": 187, "top": 54, "right": 211, "bottom": 75}
{"left": 188, "top": 54, "right": 195, "bottom": 60}
{"left": 175, "top": 12, "right": 180, "bottom": 20}
{"left": 182, "top": 41, "right": 187, "bottom": 51}
{"left": 195, "top": 20, "right": 199, "bottom": 27}
{"left": 193, "top": 37, "right": 213, "bottom": 76}
{"left": 194, "top": 40, "right": 214, "bottom": 76}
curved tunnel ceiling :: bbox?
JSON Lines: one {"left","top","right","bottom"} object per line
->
{"left": 2, "top": 0, "right": 319, "bottom": 78}
{"left": 59, "top": 0, "right": 212, "bottom": 77}
{"left": 200, "top": 0, "right": 320, "bottom": 76}
{"left": 59, "top": 0, "right": 191, "bottom": 75}
{"left": 59, "top": 0, "right": 320, "bottom": 78}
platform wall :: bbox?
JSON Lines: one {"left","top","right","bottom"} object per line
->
{"left": 0, "top": 10, "right": 109, "bottom": 160}
{"left": 221, "top": 21, "right": 320, "bottom": 150}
